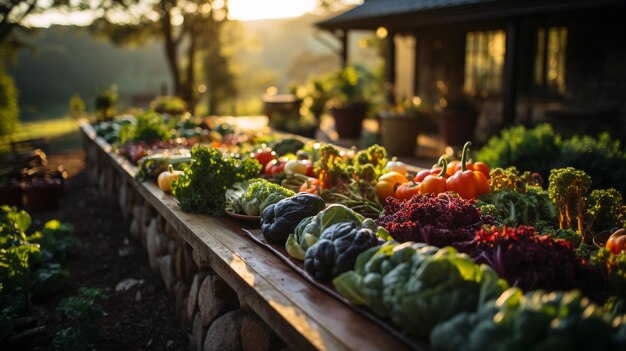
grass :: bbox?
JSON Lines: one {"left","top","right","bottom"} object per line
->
{"left": 1, "top": 117, "right": 82, "bottom": 153}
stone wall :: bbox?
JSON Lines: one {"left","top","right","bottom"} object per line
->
{"left": 91, "top": 154, "right": 289, "bottom": 351}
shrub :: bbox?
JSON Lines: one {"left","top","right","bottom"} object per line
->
{"left": 0, "top": 64, "right": 19, "bottom": 137}
{"left": 477, "top": 124, "right": 562, "bottom": 178}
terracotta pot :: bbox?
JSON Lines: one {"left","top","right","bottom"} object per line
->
{"left": 439, "top": 108, "right": 478, "bottom": 147}
{"left": 331, "top": 102, "right": 367, "bottom": 139}
{"left": 378, "top": 112, "right": 420, "bottom": 156}
{"left": 0, "top": 183, "right": 23, "bottom": 207}
{"left": 24, "top": 178, "right": 63, "bottom": 211}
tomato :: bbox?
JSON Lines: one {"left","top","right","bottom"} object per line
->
{"left": 396, "top": 182, "right": 420, "bottom": 201}
{"left": 415, "top": 168, "right": 444, "bottom": 182}
{"left": 376, "top": 172, "right": 409, "bottom": 203}
{"left": 265, "top": 158, "right": 286, "bottom": 176}
{"left": 606, "top": 228, "right": 626, "bottom": 254}
{"left": 251, "top": 148, "right": 275, "bottom": 167}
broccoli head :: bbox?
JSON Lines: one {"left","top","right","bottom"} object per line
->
{"left": 548, "top": 167, "right": 591, "bottom": 237}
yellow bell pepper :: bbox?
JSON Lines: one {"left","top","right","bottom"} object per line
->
{"left": 376, "top": 172, "right": 409, "bottom": 203}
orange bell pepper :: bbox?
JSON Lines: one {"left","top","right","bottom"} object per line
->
{"left": 452, "top": 160, "right": 490, "bottom": 178}
{"left": 417, "top": 156, "right": 448, "bottom": 182}
{"left": 446, "top": 142, "right": 490, "bottom": 199}
{"left": 299, "top": 177, "right": 321, "bottom": 194}
{"left": 376, "top": 172, "right": 409, "bottom": 202}
{"left": 418, "top": 158, "right": 448, "bottom": 195}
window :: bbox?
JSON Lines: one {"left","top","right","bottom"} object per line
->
{"left": 535, "top": 27, "right": 567, "bottom": 94}
{"left": 464, "top": 30, "right": 506, "bottom": 97}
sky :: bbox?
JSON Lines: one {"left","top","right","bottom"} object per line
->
{"left": 24, "top": 0, "right": 325, "bottom": 27}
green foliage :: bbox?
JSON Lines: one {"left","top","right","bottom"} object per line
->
{"left": 430, "top": 288, "right": 626, "bottom": 351}
{"left": 0, "top": 62, "right": 19, "bottom": 137}
{"left": 94, "top": 85, "right": 118, "bottom": 120}
{"left": 586, "top": 188, "right": 624, "bottom": 233}
{"left": 478, "top": 188, "right": 557, "bottom": 229}
{"left": 52, "top": 287, "right": 107, "bottom": 351}
{"left": 117, "top": 111, "right": 172, "bottom": 145}
{"left": 478, "top": 125, "right": 626, "bottom": 196}
{"left": 149, "top": 96, "right": 187, "bottom": 115}
{"left": 477, "top": 124, "right": 562, "bottom": 177}
{"left": 68, "top": 94, "right": 86, "bottom": 120}
{"left": 347, "top": 144, "right": 387, "bottom": 186}
{"left": 558, "top": 133, "right": 626, "bottom": 195}
{"left": 331, "top": 65, "right": 374, "bottom": 105}
{"left": 172, "top": 145, "right": 262, "bottom": 215}
{"left": 0, "top": 207, "right": 76, "bottom": 342}
{"left": 591, "top": 249, "right": 626, "bottom": 300}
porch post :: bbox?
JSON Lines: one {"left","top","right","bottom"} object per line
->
{"left": 502, "top": 18, "right": 520, "bottom": 127}
{"left": 340, "top": 29, "right": 349, "bottom": 67}
{"left": 385, "top": 29, "right": 397, "bottom": 104}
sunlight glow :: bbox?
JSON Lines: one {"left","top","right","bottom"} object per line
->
{"left": 229, "top": 0, "right": 317, "bottom": 21}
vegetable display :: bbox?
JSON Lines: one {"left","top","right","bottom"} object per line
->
{"left": 304, "top": 221, "right": 379, "bottom": 281}
{"left": 376, "top": 192, "right": 490, "bottom": 247}
{"left": 90, "top": 114, "right": 626, "bottom": 348}
{"left": 261, "top": 193, "right": 326, "bottom": 244}
{"left": 172, "top": 145, "right": 262, "bottom": 215}
{"left": 333, "top": 242, "right": 507, "bottom": 338}
{"left": 431, "top": 288, "right": 626, "bottom": 351}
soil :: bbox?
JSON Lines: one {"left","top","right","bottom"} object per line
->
{"left": 28, "top": 149, "right": 190, "bottom": 350}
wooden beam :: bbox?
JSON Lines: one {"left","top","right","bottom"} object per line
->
{"left": 502, "top": 18, "right": 520, "bottom": 127}
{"left": 340, "top": 29, "right": 349, "bottom": 67}
{"left": 385, "top": 29, "right": 397, "bottom": 104}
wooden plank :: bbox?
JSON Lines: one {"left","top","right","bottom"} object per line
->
{"left": 79, "top": 121, "right": 412, "bottom": 351}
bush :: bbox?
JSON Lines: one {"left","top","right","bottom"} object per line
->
{"left": 478, "top": 125, "right": 626, "bottom": 195}
{"left": 557, "top": 133, "right": 626, "bottom": 194}
{"left": 477, "top": 124, "right": 562, "bottom": 177}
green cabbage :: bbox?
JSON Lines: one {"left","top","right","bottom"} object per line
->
{"left": 333, "top": 242, "right": 508, "bottom": 338}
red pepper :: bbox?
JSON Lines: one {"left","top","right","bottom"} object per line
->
{"left": 264, "top": 158, "right": 286, "bottom": 176}
{"left": 418, "top": 158, "right": 448, "bottom": 195}
{"left": 251, "top": 147, "right": 275, "bottom": 167}
{"left": 416, "top": 156, "right": 448, "bottom": 182}
{"left": 446, "top": 142, "right": 490, "bottom": 199}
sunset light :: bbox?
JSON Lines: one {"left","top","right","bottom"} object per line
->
{"left": 229, "top": 0, "right": 317, "bottom": 21}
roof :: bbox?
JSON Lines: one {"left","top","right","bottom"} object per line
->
{"left": 317, "top": 0, "right": 623, "bottom": 30}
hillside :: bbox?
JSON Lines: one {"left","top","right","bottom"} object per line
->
{"left": 10, "top": 12, "right": 377, "bottom": 120}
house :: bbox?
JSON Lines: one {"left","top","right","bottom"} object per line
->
{"left": 317, "top": 0, "right": 626, "bottom": 140}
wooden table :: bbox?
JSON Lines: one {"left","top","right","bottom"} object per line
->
{"left": 80, "top": 121, "right": 414, "bottom": 351}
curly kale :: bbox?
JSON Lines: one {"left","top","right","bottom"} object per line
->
{"left": 478, "top": 188, "right": 557, "bottom": 229}
{"left": 172, "top": 145, "right": 261, "bottom": 215}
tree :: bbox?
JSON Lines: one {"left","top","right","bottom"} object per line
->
{"left": 91, "top": 0, "right": 234, "bottom": 112}
{"left": 0, "top": 62, "right": 18, "bottom": 138}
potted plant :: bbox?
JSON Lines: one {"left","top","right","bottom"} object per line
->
{"left": 329, "top": 65, "right": 372, "bottom": 139}
{"left": 439, "top": 94, "right": 479, "bottom": 147}
{"left": 378, "top": 97, "right": 432, "bottom": 156}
